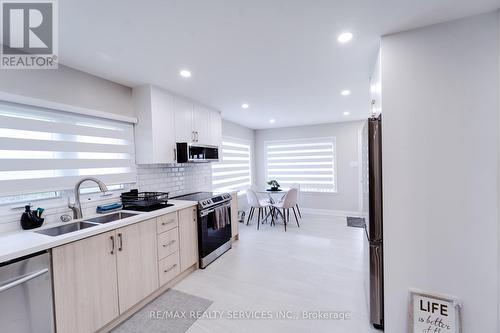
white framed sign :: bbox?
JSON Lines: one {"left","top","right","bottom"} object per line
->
{"left": 409, "top": 289, "right": 462, "bottom": 333}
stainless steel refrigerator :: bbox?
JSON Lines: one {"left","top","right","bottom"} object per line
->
{"left": 362, "top": 114, "right": 384, "bottom": 330}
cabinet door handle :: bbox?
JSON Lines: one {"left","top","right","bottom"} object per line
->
{"left": 196, "top": 131, "right": 199, "bottom": 142}
{"left": 118, "top": 233, "right": 123, "bottom": 251}
{"left": 192, "top": 131, "right": 195, "bottom": 142}
{"left": 161, "top": 219, "right": 175, "bottom": 226}
{"left": 162, "top": 240, "right": 176, "bottom": 247}
{"left": 173, "top": 148, "right": 177, "bottom": 161}
{"left": 164, "top": 264, "right": 177, "bottom": 273}
{"left": 110, "top": 235, "right": 115, "bottom": 255}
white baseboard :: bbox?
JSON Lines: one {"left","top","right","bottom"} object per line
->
{"left": 301, "top": 208, "right": 362, "bottom": 217}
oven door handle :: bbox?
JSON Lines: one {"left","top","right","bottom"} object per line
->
{"left": 200, "top": 202, "right": 231, "bottom": 217}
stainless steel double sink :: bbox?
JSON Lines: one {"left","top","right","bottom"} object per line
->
{"left": 35, "top": 212, "right": 138, "bottom": 237}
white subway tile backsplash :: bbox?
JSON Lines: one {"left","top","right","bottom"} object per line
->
{"left": 136, "top": 163, "right": 212, "bottom": 197}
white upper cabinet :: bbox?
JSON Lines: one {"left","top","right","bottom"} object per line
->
{"left": 193, "top": 104, "right": 210, "bottom": 144}
{"left": 174, "top": 98, "right": 222, "bottom": 147}
{"left": 133, "top": 85, "right": 176, "bottom": 164}
{"left": 174, "top": 97, "right": 194, "bottom": 143}
{"left": 134, "top": 85, "right": 223, "bottom": 164}
{"left": 209, "top": 110, "right": 222, "bottom": 147}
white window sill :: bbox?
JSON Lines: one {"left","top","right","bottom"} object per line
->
{"left": 300, "top": 190, "right": 339, "bottom": 196}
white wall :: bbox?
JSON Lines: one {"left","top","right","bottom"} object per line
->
{"left": 255, "top": 121, "right": 364, "bottom": 215}
{"left": 0, "top": 64, "right": 134, "bottom": 117}
{"left": 382, "top": 11, "right": 499, "bottom": 333}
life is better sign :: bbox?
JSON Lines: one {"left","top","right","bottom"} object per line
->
{"left": 410, "top": 290, "right": 461, "bottom": 333}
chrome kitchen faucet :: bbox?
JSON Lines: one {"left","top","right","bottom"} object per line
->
{"left": 68, "top": 177, "right": 108, "bottom": 219}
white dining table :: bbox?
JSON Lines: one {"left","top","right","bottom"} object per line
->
{"left": 255, "top": 187, "right": 289, "bottom": 225}
{"left": 255, "top": 187, "right": 289, "bottom": 203}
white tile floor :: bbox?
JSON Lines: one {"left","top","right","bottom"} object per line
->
{"left": 175, "top": 213, "right": 379, "bottom": 333}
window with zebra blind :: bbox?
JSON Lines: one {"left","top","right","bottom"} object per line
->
{"left": 212, "top": 138, "right": 252, "bottom": 195}
{"left": 264, "top": 137, "right": 337, "bottom": 193}
{"left": 0, "top": 101, "right": 137, "bottom": 198}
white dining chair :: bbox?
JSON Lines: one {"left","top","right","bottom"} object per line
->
{"left": 246, "top": 188, "right": 271, "bottom": 230}
{"left": 289, "top": 183, "right": 302, "bottom": 218}
{"left": 272, "top": 188, "right": 299, "bottom": 231}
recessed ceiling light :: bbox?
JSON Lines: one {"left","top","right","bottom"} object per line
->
{"left": 180, "top": 70, "right": 191, "bottom": 78}
{"left": 269, "top": 118, "right": 276, "bottom": 124}
{"left": 241, "top": 103, "right": 249, "bottom": 109}
{"left": 337, "top": 32, "right": 353, "bottom": 43}
{"left": 341, "top": 90, "right": 351, "bottom": 96}
{"left": 343, "top": 111, "right": 350, "bottom": 116}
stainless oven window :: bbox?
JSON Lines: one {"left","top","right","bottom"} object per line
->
{"left": 198, "top": 204, "right": 232, "bottom": 258}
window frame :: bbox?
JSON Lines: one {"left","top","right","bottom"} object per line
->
{"left": 263, "top": 136, "right": 338, "bottom": 194}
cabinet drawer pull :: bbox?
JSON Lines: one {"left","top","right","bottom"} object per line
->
{"left": 164, "top": 264, "right": 177, "bottom": 273}
{"left": 161, "top": 220, "right": 175, "bottom": 226}
{"left": 162, "top": 240, "right": 176, "bottom": 247}
{"left": 110, "top": 235, "right": 115, "bottom": 255}
{"left": 118, "top": 233, "right": 123, "bottom": 251}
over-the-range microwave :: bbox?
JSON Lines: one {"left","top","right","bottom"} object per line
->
{"left": 176, "top": 143, "right": 219, "bottom": 163}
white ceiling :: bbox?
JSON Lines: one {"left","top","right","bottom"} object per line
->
{"left": 59, "top": 0, "right": 500, "bottom": 129}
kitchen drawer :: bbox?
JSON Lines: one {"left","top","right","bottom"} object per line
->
{"left": 157, "top": 228, "right": 179, "bottom": 259}
{"left": 158, "top": 252, "right": 180, "bottom": 286}
{"left": 157, "top": 212, "right": 179, "bottom": 234}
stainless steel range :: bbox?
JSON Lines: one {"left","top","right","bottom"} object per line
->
{"left": 173, "top": 192, "right": 232, "bottom": 268}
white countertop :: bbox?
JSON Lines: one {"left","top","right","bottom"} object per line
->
{"left": 0, "top": 199, "right": 197, "bottom": 263}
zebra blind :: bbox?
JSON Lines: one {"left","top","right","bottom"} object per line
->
{"left": 0, "top": 102, "right": 136, "bottom": 196}
{"left": 212, "top": 138, "right": 251, "bottom": 194}
{"left": 265, "top": 137, "right": 337, "bottom": 192}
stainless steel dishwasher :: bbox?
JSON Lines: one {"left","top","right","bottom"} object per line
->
{"left": 0, "top": 251, "right": 55, "bottom": 333}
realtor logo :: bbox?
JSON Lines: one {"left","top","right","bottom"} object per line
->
{"left": 1, "top": 0, "right": 58, "bottom": 69}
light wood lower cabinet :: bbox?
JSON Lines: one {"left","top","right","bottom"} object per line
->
{"left": 116, "top": 219, "right": 159, "bottom": 313}
{"left": 52, "top": 231, "right": 119, "bottom": 333}
{"left": 52, "top": 206, "right": 197, "bottom": 333}
{"left": 178, "top": 206, "right": 198, "bottom": 271}
{"left": 231, "top": 192, "right": 239, "bottom": 240}
{"left": 157, "top": 228, "right": 179, "bottom": 260}
{"left": 159, "top": 252, "right": 180, "bottom": 286}
{"left": 156, "top": 212, "right": 178, "bottom": 233}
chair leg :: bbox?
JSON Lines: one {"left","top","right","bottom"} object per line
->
{"left": 246, "top": 207, "right": 254, "bottom": 225}
{"left": 257, "top": 208, "right": 261, "bottom": 230}
{"left": 283, "top": 209, "right": 287, "bottom": 232}
{"left": 292, "top": 207, "right": 300, "bottom": 227}
{"left": 262, "top": 208, "right": 273, "bottom": 224}
{"left": 287, "top": 209, "right": 290, "bottom": 221}
{"left": 296, "top": 204, "right": 302, "bottom": 218}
